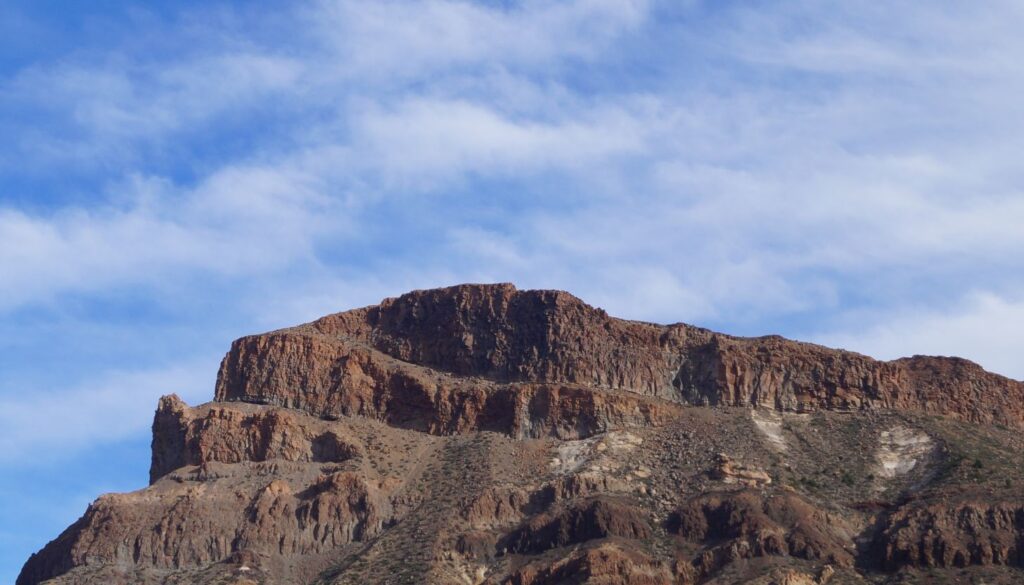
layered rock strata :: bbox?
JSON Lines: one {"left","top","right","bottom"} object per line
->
{"left": 217, "top": 284, "right": 1024, "bottom": 428}
{"left": 875, "top": 498, "right": 1024, "bottom": 568}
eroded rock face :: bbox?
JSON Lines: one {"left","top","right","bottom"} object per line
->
{"left": 23, "top": 400, "right": 404, "bottom": 585}
{"left": 875, "top": 498, "right": 1024, "bottom": 569}
{"left": 217, "top": 284, "right": 1024, "bottom": 428}
{"left": 500, "top": 497, "right": 652, "bottom": 555}
{"left": 19, "top": 467, "right": 390, "bottom": 584}
{"left": 670, "top": 490, "right": 856, "bottom": 577}
{"left": 501, "top": 542, "right": 679, "bottom": 585}
{"left": 710, "top": 454, "right": 772, "bottom": 487}
{"left": 213, "top": 328, "right": 683, "bottom": 441}
{"left": 150, "top": 394, "right": 362, "bottom": 482}
{"left": 311, "top": 284, "right": 692, "bottom": 398}
{"left": 19, "top": 284, "right": 1024, "bottom": 585}
{"left": 673, "top": 334, "right": 1024, "bottom": 427}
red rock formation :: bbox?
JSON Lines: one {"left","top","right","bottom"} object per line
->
{"left": 214, "top": 325, "right": 684, "bottom": 440}
{"left": 670, "top": 490, "right": 857, "bottom": 576}
{"left": 19, "top": 467, "right": 391, "bottom": 585}
{"left": 675, "top": 334, "right": 1024, "bottom": 426}
{"left": 876, "top": 497, "right": 1024, "bottom": 569}
{"left": 150, "top": 394, "right": 362, "bottom": 482}
{"left": 216, "top": 284, "right": 1024, "bottom": 429}
{"left": 308, "top": 284, "right": 692, "bottom": 397}
{"left": 500, "top": 497, "right": 652, "bottom": 555}
{"left": 502, "top": 542, "right": 679, "bottom": 585}
{"left": 22, "top": 400, "right": 399, "bottom": 585}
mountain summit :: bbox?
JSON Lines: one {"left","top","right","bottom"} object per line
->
{"left": 20, "top": 284, "right": 1024, "bottom": 584}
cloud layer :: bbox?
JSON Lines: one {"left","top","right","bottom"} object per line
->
{"left": 1, "top": 0, "right": 1023, "bottom": 545}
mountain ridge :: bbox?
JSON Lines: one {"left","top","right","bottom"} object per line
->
{"left": 216, "top": 283, "right": 1024, "bottom": 430}
{"left": 19, "top": 283, "right": 1024, "bottom": 585}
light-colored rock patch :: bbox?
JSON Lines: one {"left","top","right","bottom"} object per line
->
{"left": 549, "top": 431, "right": 642, "bottom": 475}
{"left": 876, "top": 426, "right": 933, "bottom": 479}
{"left": 751, "top": 408, "right": 788, "bottom": 452}
{"left": 712, "top": 453, "right": 772, "bottom": 486}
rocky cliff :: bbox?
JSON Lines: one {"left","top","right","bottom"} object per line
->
{"left": 19, "top": 284, "right": 1024, "bottom": 584}
{"left": 215, "top": 284, "right": 1024, "bottom": 429}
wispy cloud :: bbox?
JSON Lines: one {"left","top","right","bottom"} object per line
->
{"left": 3, "top": 0, "right": 1024, "bottom": 450}
{"left": 815, "top": 293, "right": 1024, "bottom": 381}
{"left": 352, "top": 98, "right": 650, "bottom": 186}
{"left": 0, "top": 165, "right": 340, "bottom": 311}
{"left": 310, "top": 0, "right": 649, "bottom": 78}
{"left": 1, "top": 0, "right": 663, "bottom": 316}
{"left": 0, "top": 358, "right": 217, "bottom": 464}
{"left": 4, "top": 53, "right": 304, "bottom": 168}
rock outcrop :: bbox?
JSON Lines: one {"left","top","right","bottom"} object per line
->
{"left": 19, "top": 284, "right": 1024, "bottom": 585}
{"left": 502, "top": 542, "right": 679, "bottom": 585}
{"left": 213, "top": 326, "right": 683, "bottom": 440}
{"left": 500, "top": 497, "right": 653, "bottom": 555}
{"left": 149, "top": 394, "right": 363, "bottom": 482}
{"left": 875, "top": 497, "right": 1024, "bottom": 569}
{"left": 709, "top": 454, "right": 772, "bottom": 487}
{"left": 670, "top": 490, "right": 857, "bottom": 576}
{"left": 217, "top": 284, "right": 1024, "bottom": 429}
{"left": 21, "top": 401, "right": 401, "bottom": 585}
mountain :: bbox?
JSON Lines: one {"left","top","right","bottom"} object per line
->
{"left": 19, "top": 284, "right": 1024, "bottom": 584}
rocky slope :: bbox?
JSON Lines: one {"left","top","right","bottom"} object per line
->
{"left": 19, "top": 284, "right": 1024, "bottom": 584}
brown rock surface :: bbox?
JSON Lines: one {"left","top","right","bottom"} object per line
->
{"left": 217, "top": 284, "right": 1024, "bottom": 428}
{"left": 21, "top": 401, "right": 406, "bottom": 585}
{"left": 150, "top": 394, "right": 363, "bottom": 482}
{"left": 213, "top": 326, "right": 683, "bottom": 440}
{"left": 19, "top": 284, "right": 1024, "bottom": 584}
{"left": 501, "top": 542, "right": 678, "bottom": 585}
{"left": 500, "top": 497, "right": 653, "bottom": 555}
{"left": 875, "top": 497, "right": 1024, "bottom": 569}
{"left": 710, "top": 454, "right": 772, "bottom": 486}
{"left": 670, "top": 490, "right": 856, "bottom": 577}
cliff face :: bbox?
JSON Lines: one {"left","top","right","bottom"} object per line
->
{"left": 875, "top": 498, "right": 1024, "bottom": 569}
{"left": 217, "top": 283, "right": 1024, "bottom": 429}
{"left": 19, "top": 284, "right": 1024, "bottom": 585}
{"left": 215, "top": 284, "right": 696, "bottom": 407}
{"left": 21, "top": 400, "right": 403, "bottom": 585}
{"left": 211, "top": 330, "right": 682, "bottom": 442}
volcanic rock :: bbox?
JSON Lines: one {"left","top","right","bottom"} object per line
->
{"left": 217, "top": 284, "right": 1024, "bottom": 429}
{"left": 18, "top": 284, "right": 1024, "bottom": 584}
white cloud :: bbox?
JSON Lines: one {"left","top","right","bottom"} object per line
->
{"left": 311, "top": 0, "right": 649, "bottom": 79}
{"left": 352, "top": 98, "right": 650, "bottom": 186}
{"left": 720, "top": 1, "right": 1024, "bottom": 80}
{"left": 3, "top": 0, "right": 651, "bottom": 172}
{"left": 436, "top": 0, "right": 1024, "bottom": 328}
{"left": 814, "top": 293, "right": 1024, "bottom": 381}
{"left": 0, "top": 0, "right": 662, "bottom": 315}
{"left": 0, "top": 358, "right": 216, "bottom": 464}
{"left": 2, "top": 0, "right": 1024, "bottom": 393}
{"left": 0, "top": 164, "right": 339, "bottom": 311}
{"left": 6, "top": 52, "right": 304, "bottom": 166}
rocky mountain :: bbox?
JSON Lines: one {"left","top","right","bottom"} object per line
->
{"left": 19, "top": 284, "right": 1024, "bottom": 584}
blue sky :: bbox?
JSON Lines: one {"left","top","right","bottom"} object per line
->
{"left": 2, "top": 0, "right": 1024, "bottom": 581}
